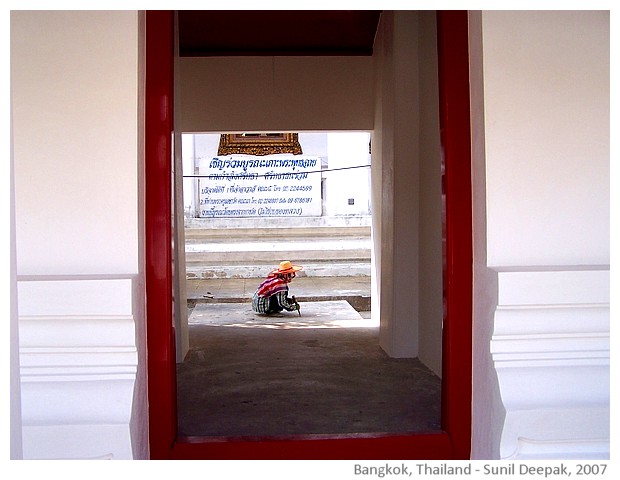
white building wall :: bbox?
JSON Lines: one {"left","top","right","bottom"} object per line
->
{"left": 10, "top": 11, "right": 147, "bottom": 459}
{"left": 179, "top": 56, "right": 374, "bottom": 132}
{"left": 11, "top": 11, "right": 141, "bottom": 276}
{"left": 416, "top": 12, "right": 444, "bottom": 377}
{"left": 372, "top": 10, "right": 444, "bottom": 372}
{"left": 469, "top": 11, "right": 505, "bottom": 460}
{"left": 473, "top": 11, "right": 610, "bottom": 460}
{"left": 372, "top": 11, "right": 429, "bottom": 360}
{"left": 9, "top": 9, "right": 610, "bottom": 461}
{"left": 324, "top": 132, "right": 371, "bottom": 216}
{"left": 483, "top": 11, "right": 609, "bottom": 268}
{"left": 182, "top": 133, "right": 197, "bottom": 217}
{"left": 182, "top": 132, "right": 370, "bottom": 219}
{"left": 299, "top": 132, "right": 329, "bottom": 158}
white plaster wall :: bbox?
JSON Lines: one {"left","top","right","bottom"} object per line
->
{"left": 10, "top": 11, "right": 147, "bottom": 459}
{"left": 373, "top": 11, "right": 443, "bottom": 363}
{"left": 17, "top": 277, "right": 140, "bottom": 460}
{"left": 179, "top": 56, "right": 374, "bottom": 132}
{"left": 10, "top": 91, "right": 23, "bottom": 460}
{"left": 363, "top": 9, "right": 443, "bottom": 370}
{"left": 324, "top": 132, "right": 371, "bottom": 216}
{"left": 475, "top": 11, "right": 610, "bottom": 460}
{"left": 11, "top": 11, "right": 141, "bottom": 276}
{"left": 182, "top": 134, "right": 197, "bottom": 215}
{"left": 299, "top": 132, "right": 329, "bottom": 158}
{"left": 416, "top": 11, "right": 443, "bottom": 376}
{"left": 11, "top": 9, "right": 608, "bottom": 462}
{"left": 469, "top": 11, "right": 504, "bottom": 460}
{"left": 483, "top": 11, "right": 609, "bottom": 267}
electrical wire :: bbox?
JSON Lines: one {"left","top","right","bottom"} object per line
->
{"left": 182, "top": 163, "right": 371, "bottom": 179}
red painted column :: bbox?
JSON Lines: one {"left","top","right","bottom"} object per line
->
{"left": 436, "top": 10, "right": 474, "bottom": 460}
{"left": 145, "top": 10, "right": 176, "bottom": 459}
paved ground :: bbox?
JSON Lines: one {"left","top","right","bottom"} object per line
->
{"left": 177, "top": 299, "right": 441, "bottom": 438}
{"left": 189, "top": 300, "right": 377, "bottom": 327}
{"left": 178, "top": 276, "right": 443, "bottom": 438}
{"left": 186, "top": 275, "right": 372, "bottom": 311}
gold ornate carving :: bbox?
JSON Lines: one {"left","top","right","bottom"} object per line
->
{"left": 217, "top": 133, "right": 303, "bottom": 156}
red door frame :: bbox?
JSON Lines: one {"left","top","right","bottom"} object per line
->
{"left": 145, "top": 10, "right": 473, "bottom": 460}
{"left": 144, "top": 10, "right": 176, "bottom": 461}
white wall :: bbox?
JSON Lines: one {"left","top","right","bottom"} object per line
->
{"left": 299, "top": 132, "right": 329, "bottom": 158}
{"left": 10, "top": 9, "right": 609, "bottom": 462}
{"left": 324, "top": 132, "right": 371, "bottom": 216}
{"left": 483, "top": 11, "right": 610, "bottom": 267}
{"left": 372, "top": 11, "right": 443, "bottom": 366}
{"left": 473, "top": 11, "right": 610, "bottom": 460}
{"left": 416, "top": 12, "right": 444, "bottom": 376}
{"left": 373, "top": 11, "right": 415, "bottom": 357}
{"left": 182, "top": 133, "right": 197, "bottom": 216}
{"left": 10, "top": 87, "right": 23, "bottom": 460}
{"left": 180, "top": 56, "right": 374, "bottom": 132}
{"left": 469, "top": 11, "right": 505, "bottom": 460}
{"left": 12, "top": 11, "right": 141, "bottom": 276}
{"left": 11, "top": 11, "right": 147, "bottom": 459}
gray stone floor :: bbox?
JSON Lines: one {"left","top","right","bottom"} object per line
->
{"left": 176, "top": 296, "right": 442, "bottom": 438}
{"left": 186, "top": 275, "right": 372, "bottom": 311}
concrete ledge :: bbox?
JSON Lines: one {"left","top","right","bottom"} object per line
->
{"left": 186, "top": 263, "right": 371, "bottom": 279}
{"left": 189, "top": 295, "right": 371, "bottom": 312}
{"left": 189, "top": 300, "right": 377, "bottom": 328}
{"left": 186, "top": 276, "right": 372, "bottom": 311}
{"left": 185, "top": 225, "right": 371, "bottom": 240}
{"left": 185, "top": 215, "right": 372, "bottom": 230}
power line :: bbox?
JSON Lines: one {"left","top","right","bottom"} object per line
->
{"left": 182, "top": 163, "right": 371, "bottom": 179}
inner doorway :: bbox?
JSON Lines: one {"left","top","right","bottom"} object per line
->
{"left": 175, "top": 131, "right": 443, "bottom": 438}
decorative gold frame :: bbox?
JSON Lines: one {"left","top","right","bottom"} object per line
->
{"left": 217, "top": 133, "right": 303, "bottom": 156}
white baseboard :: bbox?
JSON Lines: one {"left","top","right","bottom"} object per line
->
{"left": 490, "top": 267, "right": 610, "bottom": 460}
{"left": 17, "top": 276, "right": 139, "bottom": 460}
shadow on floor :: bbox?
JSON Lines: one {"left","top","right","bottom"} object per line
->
{"left": 176, "top": 302, "right": 442, "bottom": 438}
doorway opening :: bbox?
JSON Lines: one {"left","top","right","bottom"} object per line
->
{"left": 174, "top": 131, "right": 443, "bottom": 438}
{"left": 145, "top": 10, "right": 472, "bottom": 459}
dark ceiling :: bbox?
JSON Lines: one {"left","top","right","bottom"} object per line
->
{"left": 177, "top": 11, "right": 382, "bottom": 57}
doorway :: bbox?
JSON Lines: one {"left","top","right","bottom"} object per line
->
{"left": 145, "top": 10, "right": 472, "bottom": 459}
{"left": 175, "top": 131, "right": 442, "bottom": 438}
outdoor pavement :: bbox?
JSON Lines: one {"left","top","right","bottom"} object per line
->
{"left": 178, "top": 274, "right": 444, "bottom": 438}
{"left": 177, "top": 303, "right": 441, "bottom": 437}
{"left": 189, "top": 300, "right": 378, "bottom": 328}
{"left": 186, "top": 275, "right": 372, "bottom": 311}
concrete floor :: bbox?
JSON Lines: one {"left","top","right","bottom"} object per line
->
{"left": 176, "top": 296, "right": 442, "bottom": 438}
{"left": 186, "top": 275, "right": 373, "bottom": 311}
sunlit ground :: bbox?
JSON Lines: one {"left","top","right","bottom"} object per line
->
{"left": 188, "top": 300, "right": 377, "bottom": 329}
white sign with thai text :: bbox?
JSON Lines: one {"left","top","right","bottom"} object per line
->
{"left": 199, "top": 155, "right": 322, "bottom": 218}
